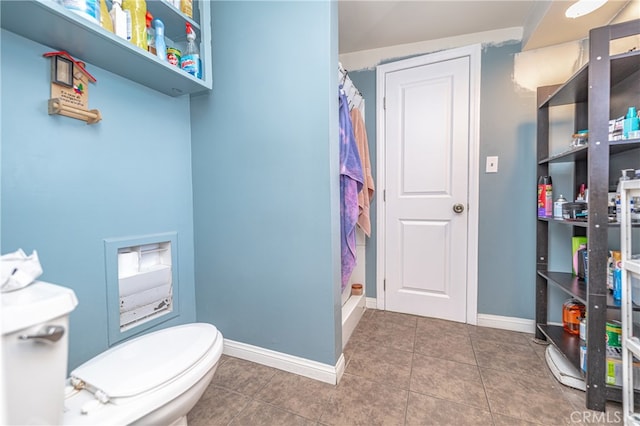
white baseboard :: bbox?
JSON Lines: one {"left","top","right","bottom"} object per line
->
{"left": 342, "top": 294, "right": 366, "bottom": 349}
{"left": 366, "top": 297, "right": 377, "bottom": 309}
{"left": 222, "top": 313, "right": 536, "bottom": 387}
{"left": 365, "top": 304, "right": 535, "bottom": 335}
{"left": 476, "top": 313, "right": 536, "bottom": 334}
{"left": 223, "top": 339, "right": 345, "bottom": 385}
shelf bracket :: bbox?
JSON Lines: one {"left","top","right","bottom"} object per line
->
{"left": 48, "top": 98, "right": 101, "bottom": 125}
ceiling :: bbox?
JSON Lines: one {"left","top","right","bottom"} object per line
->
{"left": 338, "top": 0, "right": 632, "bottom": 55}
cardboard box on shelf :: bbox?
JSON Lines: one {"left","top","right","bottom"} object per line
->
{"left": 572, "top": 237, "right": 588, "bottom": 275}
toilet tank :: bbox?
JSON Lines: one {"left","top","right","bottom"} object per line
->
{"left": 1, "top": 281, "right": 78, "bottom": 425}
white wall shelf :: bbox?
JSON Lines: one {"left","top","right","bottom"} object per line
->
{"left": 0, "top": 0, "right": 212, "bottom": 97}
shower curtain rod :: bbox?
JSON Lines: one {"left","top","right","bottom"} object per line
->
{"left": 338, "top": 64, "right": 363, "bottom": 110}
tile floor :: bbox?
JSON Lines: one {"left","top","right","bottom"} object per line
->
{"left": 187, "top": 309, "right": 623, "bottom": 425}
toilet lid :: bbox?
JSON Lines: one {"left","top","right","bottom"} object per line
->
{"left": 70, "top": 323, "right": 219, "bottom": 398}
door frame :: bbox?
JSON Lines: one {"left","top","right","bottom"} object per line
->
{"left": 375, "top": 44, "right": 480, "bottom": 325}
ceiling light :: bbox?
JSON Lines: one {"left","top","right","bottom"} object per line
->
{"left": 565, "top": 0, "right": 608, "bottom": 18}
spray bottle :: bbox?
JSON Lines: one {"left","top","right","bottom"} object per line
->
{"left": 180, "top": 22, "right": 201, "bottom": 79}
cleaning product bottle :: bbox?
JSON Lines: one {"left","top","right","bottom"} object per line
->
{"left": 62, "top": 0, "right": 100, "bottom": 24}
{"left": 554, "top": 194, "right": 567, "bottom": 219}
{"left": 614, "top": 268, "right": 622, "bottom": 301}
{"left": 145, "top": 11, "right": 155, "bottom": 55}
{"left": 180, "top": 22, "right": 201, "bottom": 79}
{"left": 122, "top": 0, "right": 147, "bottom": 51}
{"left": 537, "top": 176, "right": 552, "bottom": 218}
{"left": 180, "top": 0, "right": 193, "bottom": 18}
{"left": 99, "top": 0, "right": 113, "bottom": 33}
{"left": 153, "top": 18, "right": 167, "bottom": 62}
{"left": 110, "top": 0, "right": 131, "bottom": 41}
{"left": 623, "top": 106, "right": 639, "bottom": 139}
{"left": 166, "top": 47, "right": 181, "bottom": 67}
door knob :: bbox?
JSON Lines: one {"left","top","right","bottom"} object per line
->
{"left": 453, "top": 203, "right": 465, "bottom": 214}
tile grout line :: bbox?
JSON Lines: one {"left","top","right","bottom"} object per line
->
{"left": 466, "top": 324, "right": 497, "bottom": 425}
{"left": 402, "top": 318, "right": 419, "bottom": 425}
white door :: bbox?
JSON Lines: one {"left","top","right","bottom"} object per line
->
{"left": 376, "top": 46, "right": 480, "bottom": 323}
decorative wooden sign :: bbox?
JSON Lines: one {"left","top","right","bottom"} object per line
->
{"left": 43, "top": 51, "right": 101, "bottom": 124}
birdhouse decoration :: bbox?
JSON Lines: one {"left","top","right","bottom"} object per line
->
{"left": 44, "top": 51, "right": 101, "bottom": 124}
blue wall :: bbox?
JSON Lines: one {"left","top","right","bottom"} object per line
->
{"left": 477, "top": 43, "right": 536, "bottom": 318}
{"left": 345, "top": 43, "right": 538, "bottom": 319}
{"left": 190, "top": 1, "right": 341, "bottom": 365}
{"left": 1, "top": 30, "right": 197, "bottom": 369}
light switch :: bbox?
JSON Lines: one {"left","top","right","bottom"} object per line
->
{"left": 486, "top": 156, "right": 498, "bottom": 173}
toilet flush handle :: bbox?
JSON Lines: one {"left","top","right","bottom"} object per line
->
{"left": 19, "top": 325, "right": 65, "bottom": 343}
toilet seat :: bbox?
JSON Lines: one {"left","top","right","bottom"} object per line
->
{"left": 70, "top": 323, "right": 217, "bottom": 400}
{"left": 63, "top": 323, "right": 223, "bottom": 425}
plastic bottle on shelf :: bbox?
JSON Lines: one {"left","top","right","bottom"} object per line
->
{"left": 580, "top": 314, "right": 587, "bottom": 341}
{"left": 152, "top": 19, "right": 167, "bottom": 62}
{"left": 180, "top": 22, "right": 201, "bottom": 79}
{"left": 608, "top": 250, "right": 621, "bottom": 292}
{"left": 61, "top": 0, "right": 100, "bottom": 25}
{"left": 562, "top": 299, "right": 585, "bottom": 335}
{"left": 180, "top": 0, "right": 193, "bottom": 18}
{"left": 145, "top": 12, "right": 155, "bottom": 55}
{"left": 110, "top": 0, "right": 131, "bottom": 41}
{"left": 623, "top": 106, "right": 639, "bottom": 139}
{"left": 613, "top": 268, "right": 622, "bottom": 301}
{"left": 553, "top": 194, "right": 567, "bottom": 219}
{"left": 122, "top": 0, "right": 147, "bottom": 51}
{"left": 99, "top": 0, "right": 113, "bottom": 33}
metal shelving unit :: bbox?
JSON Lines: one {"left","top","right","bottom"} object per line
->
{"left": 535, "top": 19, "right": 640, "bottom": 411}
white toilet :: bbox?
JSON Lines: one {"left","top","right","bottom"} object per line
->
{"left": 1, "top": 281, "right": 223, "bottom": 426}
